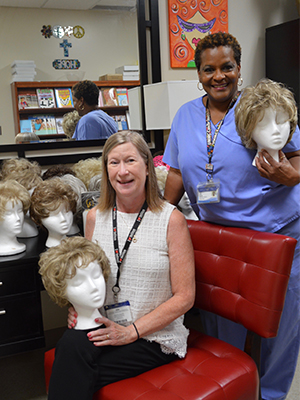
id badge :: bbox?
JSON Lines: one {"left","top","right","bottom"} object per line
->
{"left": 197, "top": 179, "right": 220, "bottom": 204}
{"left": 104, "top": 300, "right": 133, "bottom": 327}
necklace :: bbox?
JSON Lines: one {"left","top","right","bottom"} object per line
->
{"left": 118, "top": 211, "right": 139, "bottom": 243}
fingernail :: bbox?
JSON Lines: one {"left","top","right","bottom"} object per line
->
{"left": 71, "top": 323, "right": 75, "bottom": 328}
{"left": 87, "top": 333, "right": 91, "bottom": 338}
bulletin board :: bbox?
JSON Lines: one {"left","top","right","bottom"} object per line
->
{"left": 168, "top": 0, "right": 228, "bottom": 68}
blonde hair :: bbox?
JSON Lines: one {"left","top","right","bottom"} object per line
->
{"left": 62, "top": 111, "right": 81, "bottom": 139}
{"left": 235, "top": 79, "right": 298, "bottom": 149}
{"left": 0, "top": 180, "right": 31, "bottom": 221}
{"left": 72, "top": 157, "right": 102, "bottom": 189}
{"left": 30, "top": 178, "right": 77, "bottom": 226}
{"left": 0, "top": 158, "right": 42, "bottom": 181}
{"left": 39, "top": 236, "right": 110, "bottom": 308}
{"left": 97, "top": 131, "right": 163, "bottom": 212}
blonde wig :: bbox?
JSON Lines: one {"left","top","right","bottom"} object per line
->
{"left": 0, "top": 180, "right": 31, "bottom": 221}
{"left": 155, "top": 166, "right": 168, "bottom": 195}
{"left": 97, "top": 131, "right": 163, "bottom": 212}
{"left": 3, "top": 168, "right": 42, "bottom": 191}
{"left": 235, "top": 79, "right": 298, "bottom": 149}
{"left": 62, "top": 110, "right": 81, "bottom": 139}
{"left": 15, "top": 132, "right": 39, "bottom": 144}
{"left": 30, "top": 178, "right": 77, "bottom": 226}
{"left": 72, "top": 157, "right": 102, "bottom": 189}
{"left": 0, "top": 158, "right": 42, "bottom": 180}
{"left": 39, "top": 236, "right": 110, "bottom": 308}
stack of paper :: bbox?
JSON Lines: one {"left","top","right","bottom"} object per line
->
{"left": 11, "top": 60, "right": 36, "bottom": 82}
{"left": 115, "top": 65, "right": 139, "bottom": 81}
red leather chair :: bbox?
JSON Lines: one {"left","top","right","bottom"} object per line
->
{"left": 44, "top": 220, "right": 296, "bottom": 400}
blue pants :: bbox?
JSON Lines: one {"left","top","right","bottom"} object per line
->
{"left": 201, "top": 217, "right": 300, "bottom": 400}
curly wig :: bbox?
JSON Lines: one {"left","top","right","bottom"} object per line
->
{"left": 30, "top": 178, "right": 77, "bottom": 226}
{"left": 235, "top": 78, "right": 298, "bottom": 149}
{"left": 0, "top": 180, "right": 31, "bottom": 221}
{"left": 39, "top": 236, "right": 110, "bottom": 308}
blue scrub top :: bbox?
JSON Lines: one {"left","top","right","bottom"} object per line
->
{"left": 72, "top": 109, "right": 118, "bottom": 140}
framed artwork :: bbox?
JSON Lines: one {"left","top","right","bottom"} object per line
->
{"left": 168, "top": 0, "right": 228, "bottom": 68}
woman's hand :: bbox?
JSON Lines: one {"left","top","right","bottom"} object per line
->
{"left": 255, "top": 150, "right": 300, "bottom": 186}
{"left": 67, "top": 306, "right": 78, "bottom": 329}
{"left": 87, "top": 316, "right": 138, "bottom": 346}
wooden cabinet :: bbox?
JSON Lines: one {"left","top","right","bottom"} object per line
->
{"left": 0, "top": 235, "right": 46, "bottom": 357}
{"left": 11, "top": 80, "right": 140, "bottom": 139}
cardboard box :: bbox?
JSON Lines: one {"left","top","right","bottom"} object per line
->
{"left": 99, "top": 74, "right": 123, "bottom": 81}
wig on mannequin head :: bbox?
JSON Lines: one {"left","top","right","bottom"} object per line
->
{"left": 0, "top": 158, "right": 42, "bottom": 182}
{"left": 42, "top": 164, "right": 76, "bottom": 181}
{"left": 3, "top": 169, "right": 42, "bottom": 192}
{"left": 72, "top": 157, "right": 102, "bottom": 189}
{"left": 235, "top": 78, "right": 298, "bottom": 149}
{"left": 30, "top": 178, "right": 77, "bottom": 227}
{"left": 0, "top": 180, "right": 31, "bottom": 221}
{"left": 39, "top": 236, "right": 110, "bottom": 308}
{"left": 62, "top": 110, "right": 81, "bottom": 139}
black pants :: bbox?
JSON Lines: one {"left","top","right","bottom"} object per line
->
{"left": 48, "top": 328, "right": 178, "bottom": 400}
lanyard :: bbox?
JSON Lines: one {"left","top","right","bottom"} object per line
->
{"left": 112, "top": 200, "right": 148, "bottom": 301}
{"left": 205, "top": 93, "right": 239, "bottom": 179}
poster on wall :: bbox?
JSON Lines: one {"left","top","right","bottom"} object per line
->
{"left": 168, "top": 0, "right": 228, "bottom": 68}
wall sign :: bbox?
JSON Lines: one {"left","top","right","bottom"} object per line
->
{"left": 52, "top": 59, "right": 81, "bottom": 70}
{"left": 41, "top": 25, "right": 85, "bottom": 39}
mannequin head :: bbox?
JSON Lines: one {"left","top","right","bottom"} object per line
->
{"left": 30, "top": 178, "right": 77, "bottom": 247}
{"left": 39, "top": 236, "right": 110, "bottom": 329}
{"left": 0, "top": 180, "right": 31, "bottom": 255}
{"left": 235, "top": 79, "right": 297, "bottom": 164}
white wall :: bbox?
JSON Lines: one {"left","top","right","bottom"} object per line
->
{"left": 158, "top": 0, "right": 298, "bottom": 86}
{"left": 0, "top": 6, "right": 138, "bottom": 144}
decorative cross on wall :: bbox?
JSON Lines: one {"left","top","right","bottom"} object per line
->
{"left": 60, "top": 39, "right": 72, "bottom": 57}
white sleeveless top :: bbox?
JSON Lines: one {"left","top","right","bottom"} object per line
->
{"left": 92, "top": 201, "right": 189, "bottom": 358}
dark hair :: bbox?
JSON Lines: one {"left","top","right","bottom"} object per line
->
{"left": 195, "top": 32, "right": 242, "bottom": 71}
{"left": 72, "top": 80, "right": 99, "bottom": 106}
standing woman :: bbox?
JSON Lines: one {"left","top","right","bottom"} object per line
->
{"left": 163, "top": 32, "right": 300, "bottom": 400}
{"left": 72, "top": 80, "right": 117, "bottom": 140}
{"left": 50, "top": 131, "right": 195, "bottom": 400}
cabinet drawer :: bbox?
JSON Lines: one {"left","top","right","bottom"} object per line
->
{"left": 0, "top": 293, "right": 43, "bottom": 345}
{"left": 0, "top": 266, "right": 36, "bottom": 297}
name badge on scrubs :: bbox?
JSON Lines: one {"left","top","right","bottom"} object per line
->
{"left": 197, "top": 179, "right": 220, "bottom": 204}
{"left": 104, "top": 300, "right": 133, "bottom": 327}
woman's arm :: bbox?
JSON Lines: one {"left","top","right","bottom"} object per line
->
{"left": 164, "top": 167, "right": 185, "bottom": 206}
{"left": 255, "top": 149, "right": 300, "bottom": 186}
{"left": 88, "top": 208, "right": 195, "bottom": 346}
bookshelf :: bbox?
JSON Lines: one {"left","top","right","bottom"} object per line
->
{"left": 11, "top": 80, "right": 140, "bottom": 139}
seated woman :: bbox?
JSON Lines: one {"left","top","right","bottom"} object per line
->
{"left": 235, "top": 78, "right": 298, "bottom": 166}
{"left": 0, "top": 180, "right": 31, "bottom": 256}
{"left": 50, "top": 131, "right": 196, "bottom": 400}
{"left": 39, "top": 236, "right": 110, "bottom": 330}
{"left": 30, "top": 178, "right": 77, "bottom": 248}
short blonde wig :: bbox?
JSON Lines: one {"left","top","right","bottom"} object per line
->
{"left": 235, "top": 79, "right": 298, "bottom": 149}
{"left": 72, "top": 157, "right": 102, "bottom": 189}
{"left": 62, "top": 110, "right": 81, "bottom": 139}
{"left": 1, "top": 158, "right": 42, "bottom": 180}
{"left": 0, "top": 180, "right": 31, "bottom": 221}
{"left": 30, "top": 178, "right": 77, "bottom": 226}
{"left": 98, "top": 131, "right": 163, "bottom": 212}
{"left": 3, "top": 168, "right": 42, "bottom": 191}
{"left": 39, "top": 236, "right": 110, "bottom": 308}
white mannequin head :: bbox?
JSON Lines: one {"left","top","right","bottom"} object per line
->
{"left": 235, "top": 78, "right": 298, "bottom": 166}
{"left": 41, "top": 203, "right": 74, "bottom": 248}
{"left": 251, "top": 107, "right": 290, "bottom": 164}
{"left": 39, "top": 236, "right": 110, "bottom": 330}
{"left": 30, "top": 178, "right": 77, "bottom": 248}
{"left": 0, "top": 180, "right": 31, "bottom": 256}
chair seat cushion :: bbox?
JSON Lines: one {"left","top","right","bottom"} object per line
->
{"left": 96, "top": 330, "right": 259, "bottom": 400}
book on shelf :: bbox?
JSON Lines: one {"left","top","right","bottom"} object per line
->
{"left": 55, "top": 117, "right": 65, "bottom": 134}
{"left": 101, "top": 88, "right": 118, "bottom": 106}
{"left": 112, "top": 115, "right": 128, "bottom": 131}
{"left": 99, "top": 74, "right": 123, "bottom": 81}
{"left": 115, "top": 88, "right": 129, "bottom": 106}
{"left": 122, "top": 74, "right": 139, "bottom": 81}
{"left": 28, "top": 114, "right": 57, "bottom": 135}
{"left": 20, "top": 119, "right": 33, "bottom": 133}
{"left": 98, "top": 91, "right": 104, "bottom": 107}
{"left": 18, "top": 94, "right": 38, "bottom": 109}
{"left": 36, "top": 88, "right": 56, "bottom": 108}
{"left": 55, "top": 88, "right": 74, "bottom": 108}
